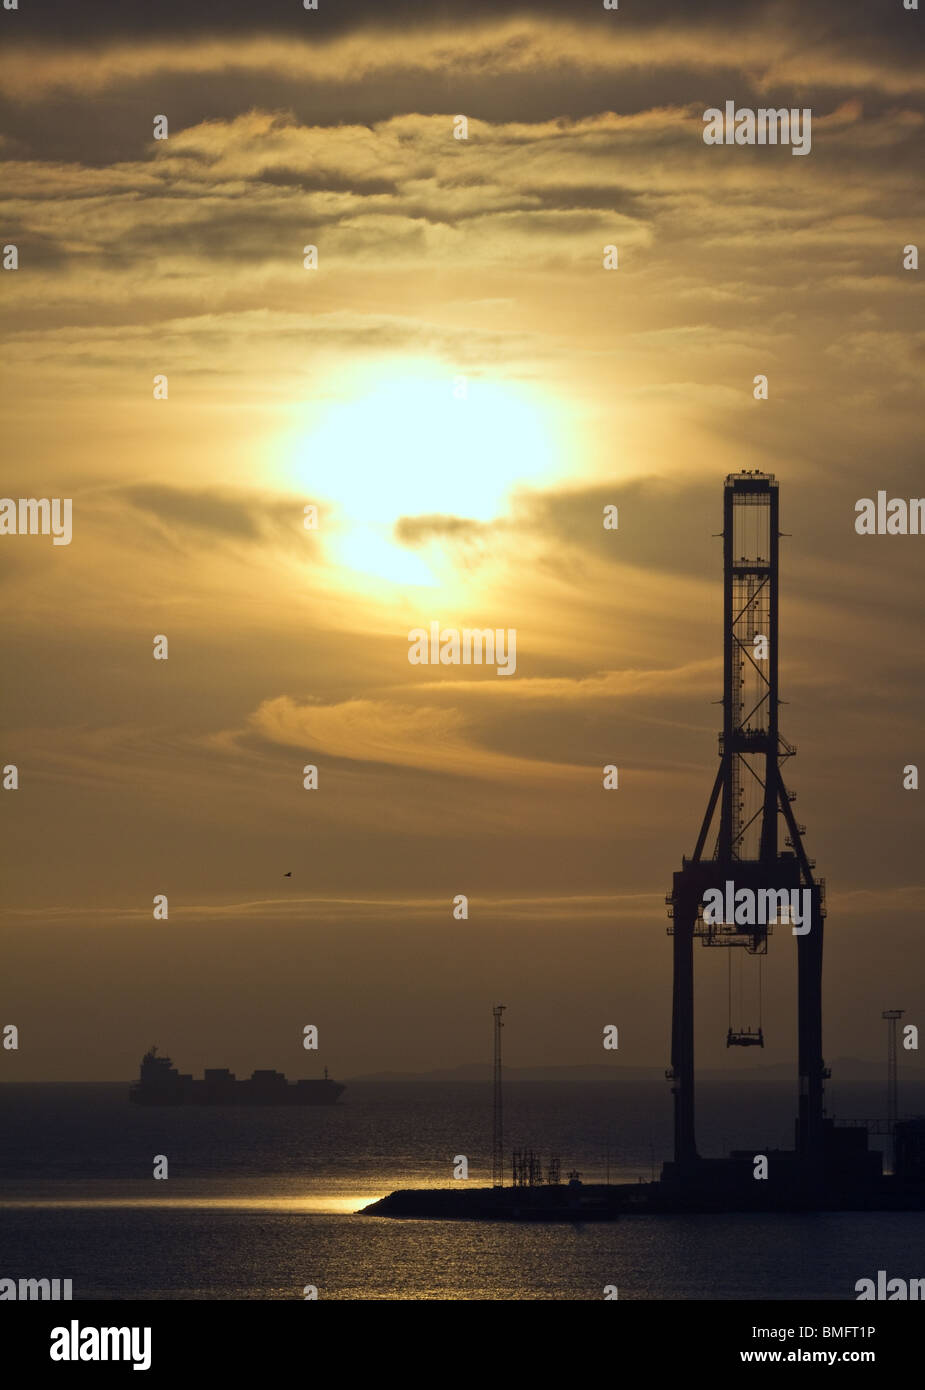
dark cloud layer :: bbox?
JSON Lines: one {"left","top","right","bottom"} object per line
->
{"left": 1, "top": 0, "right": 922, "bottom": 166}
{"left": 5, "top": 0, "right": 918, "bottom": 42}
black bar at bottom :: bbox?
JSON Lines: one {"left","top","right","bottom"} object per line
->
{"left": 6, "top": 1300, "right": 921, "bottom": 1378}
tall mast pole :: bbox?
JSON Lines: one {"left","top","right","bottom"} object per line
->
{"left": 492, "top": 1004, "right": 506, "bottom": 1187}
{"left": 882, "top": 1009, "right": 904, "bottom": 1171}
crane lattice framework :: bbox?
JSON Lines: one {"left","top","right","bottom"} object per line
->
{"left": 666, "top": 473, "right": 828, "bottom": 1188}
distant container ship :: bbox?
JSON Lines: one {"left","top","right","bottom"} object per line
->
{"left": 129, "top": 1046, "right": 345, "bottom": 1106}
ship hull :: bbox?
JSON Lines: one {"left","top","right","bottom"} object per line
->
{"left": 130, "top": 1050, "right": 345, "bottom": 1105}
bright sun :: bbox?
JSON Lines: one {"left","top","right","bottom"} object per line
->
{"left": 292, "top": 372, "right": 558, "bottom": 524}
{"left": 283, "top": 367, "right": 562, "bottom": 586}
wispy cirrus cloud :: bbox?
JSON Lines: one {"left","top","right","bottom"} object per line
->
{"left": 243, "top": 694, "right": 585, "bottom": 783}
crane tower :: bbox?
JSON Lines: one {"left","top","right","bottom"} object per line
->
{"left": 665, "top": 473, "right": 828, "bottom": 1193}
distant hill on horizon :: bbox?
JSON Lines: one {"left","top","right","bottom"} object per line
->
{"left": 347, "top": 1058, "right": 925, "bottom": 1084}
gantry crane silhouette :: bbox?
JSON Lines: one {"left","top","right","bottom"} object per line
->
{"left": 665, "top": 473, "right": 828, "bottom": 1193}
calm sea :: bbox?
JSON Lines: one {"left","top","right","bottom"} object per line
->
{"left": 1, "top": 1080, "right": 921, "bottom": 1300}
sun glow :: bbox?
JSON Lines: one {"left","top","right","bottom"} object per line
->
{"left": 289, "top": 369, "right": 561, "bottom": 528}
{"left": 334, "top": 525, "right": 441, "bottom": 586}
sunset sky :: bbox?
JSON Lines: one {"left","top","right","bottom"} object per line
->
{"left": 2, "top": 0, "right": 923, "bottom": 1084}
